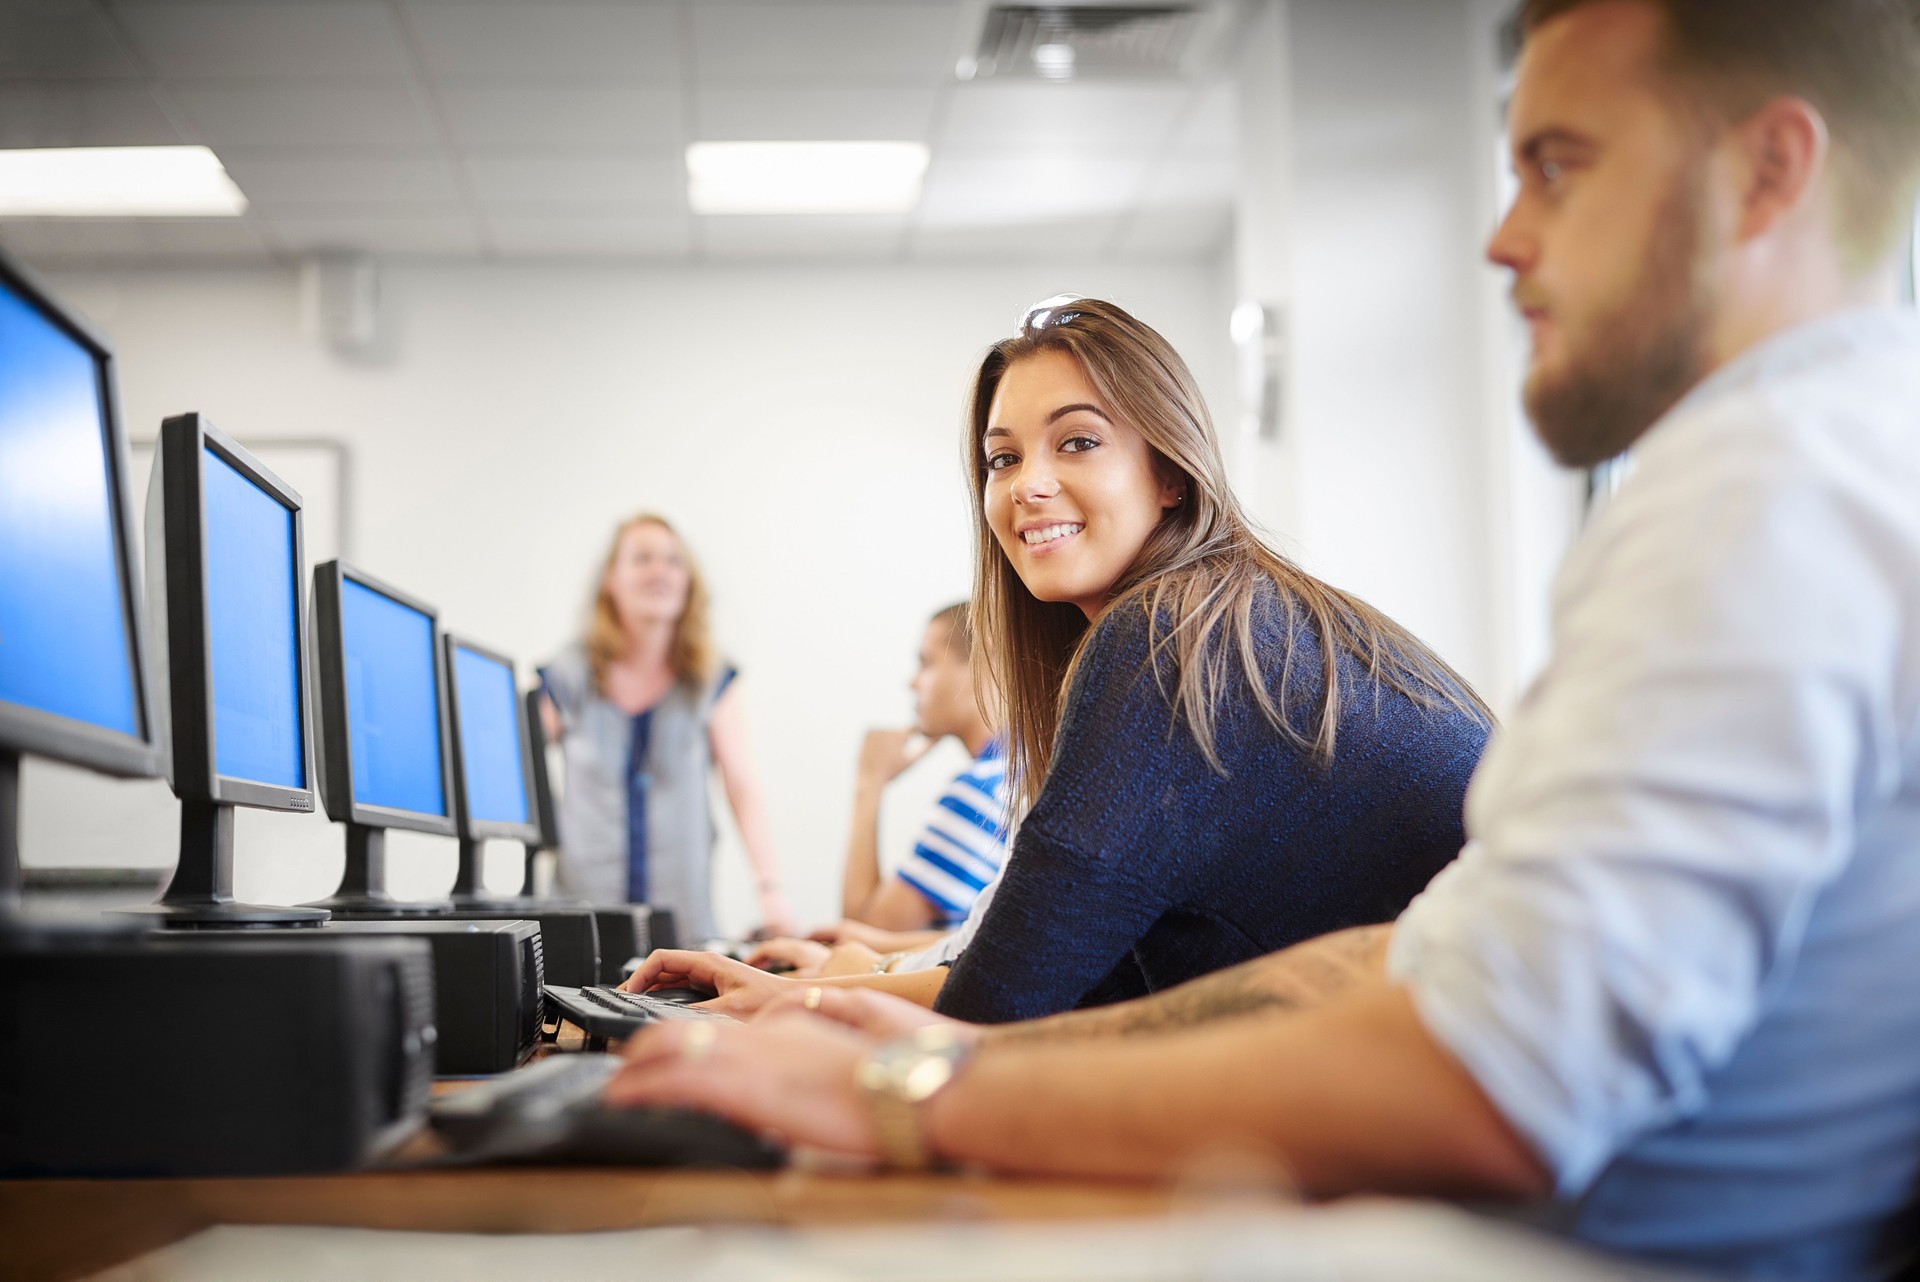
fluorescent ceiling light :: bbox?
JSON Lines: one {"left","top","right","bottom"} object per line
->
{"left": 686, "top": 141, "right": 929, "bottom": 215}
{"left": 1033, "top": 42, "right": 1077, "bottom": 78}
{"left": 0, "top": 146, "right": 248, "bottom": 217}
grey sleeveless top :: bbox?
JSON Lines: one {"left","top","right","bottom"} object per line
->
{"left": 538, "top": 643, "right": 729, "bottom": 941}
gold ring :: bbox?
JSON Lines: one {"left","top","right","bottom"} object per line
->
{"left": 681, "top": 1023, "right": 718, "bottom": 1062}
{"left": 803, "top": 986, "right": 824, "bottom": 1012}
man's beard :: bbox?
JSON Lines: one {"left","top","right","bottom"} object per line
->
{"left": 1523, "top": 170, "right": 1717, "bottom": 469}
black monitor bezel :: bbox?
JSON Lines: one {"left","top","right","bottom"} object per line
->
{"left": 442, "top": 633, "right": 539, "bottom": 844}
{"left": 0, "top": 247, "right": 162, "bottom": 781}
{"left": 157, "top": 412, "right": 315, "bottom": 812}
{"left": 522, "top": 686, "right": 560, "bottom": 850}
{"left": 311, "top": 560, "right": 458, "bottom": 837}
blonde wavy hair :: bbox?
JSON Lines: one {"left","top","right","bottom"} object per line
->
{"left": 585, "top": 513, "right": 718, "bottom": 693}
{"left": 966, "top": 299, "right": 1492, "bottom": 812}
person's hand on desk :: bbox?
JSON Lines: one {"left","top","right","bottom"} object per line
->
{"left": 809, "top": 919, "right": 940, "bottom": 953}
{"left": 621, "top": 948, "right": 794, "bottom": 1018}
{"left": 816, "top": 941, "right": 886, "bottom": 977}
{"left": 743, "top": 936, "right": 833, "bottom": 976}
{"left": 604, "top": 1012, "right": 881, "bottom": 1159}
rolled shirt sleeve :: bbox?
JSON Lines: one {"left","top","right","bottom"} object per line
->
{"left": 1389, "top": 370, "right": 1913, "bottom": 1197}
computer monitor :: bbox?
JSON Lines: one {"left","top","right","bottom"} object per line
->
{"left": 517, "top": 686, "right": 561, "bottom": 898}
{"left": 442, "top": 634, "right": 537, "bottom": 905}
{"left": 306, "top": 560, "right": 457, "bottom": 915}
{"left": 127, "top": 412, "right": 326, "bottom": 927}
{"left": 0, "top": 248, "right": 163, "bottom": 923}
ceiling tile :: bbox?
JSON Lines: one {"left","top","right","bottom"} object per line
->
{"left": 940, "top": 82, "right": 1192, "bottom": 155}
{"left": 692, "top": 87, "right": 938, "bottom": 141}
{"left": 437, "top": 86, "right": 682, "bottom": 151}
{"left": 691, "top": 4, "right": 961, "bottom": 85}
{"left": 486, "top": 212, "right": 690, "bottom": 257}
{"left": 166, "top": 84, "right": 440, "bottom": 147}
{"left": 403, "top": 3, "right": 682, "bottom": 82}
{"left": 257, "top": 208, "right": 481, "bottom": 256}
{"left": 219, "top": 152, "right": 462, "bottom": 206}
{"left": 464, "top": 153, "right": 683, "bottom": 208}
{"left": 698, "top": 213, "right": 907, "bottom": 259}
{"left": 113, "top": 2, "right": 413, "bottom": 80}
{"left": 1115, "top": 205, "right": 1231, "bottom": 259}
{"left": 0, "top": 84, "right": 183, "bottom": 147}
{"left": 908, "top": 215, "right": 1123, "bottom": 261}
{"left": 0, "top": 1, "right": 143, "bottom": 78}
{"left": 917, "top": 153, "right": 1148, "bottom": 224}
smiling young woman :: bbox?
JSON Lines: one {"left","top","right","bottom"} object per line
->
{"left": 620, "top": 300, "right": 1496, "bottom": 1025}
{"left": 932, "top": 297, "right": 1496, "bottom": 1023}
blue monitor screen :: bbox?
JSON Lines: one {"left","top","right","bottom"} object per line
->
{"left": 341, "top": 578, "right": 444, "bottom": 817}
{"left": 204, "top": 446, "right": 304, "bottom": 789}
{"left": 0, "top": 278, "right": 140, "bottom": 739}
{"left": 453, "top": 645, "right": 528, "bottom": 826}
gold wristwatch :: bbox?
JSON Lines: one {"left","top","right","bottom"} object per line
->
{"left": 855, "top": 1026, "right": 974, "bottom": 1170}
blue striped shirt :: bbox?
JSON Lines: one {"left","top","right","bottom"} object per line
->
{"left": 896, "top": 739, "right": 1009, "bottom": 926}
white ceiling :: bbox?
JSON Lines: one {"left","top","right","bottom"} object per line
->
{"left": 0, "top": 0, "right": 1242, "bottom": 267}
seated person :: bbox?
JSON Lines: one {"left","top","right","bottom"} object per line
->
{"left": 749, "top": 873, "right": 1005, "bottom": 979}
{"left": 742, "top": 602, "right": 1006, "bottom": 979}
{"left": 628, "top": 298, "right": 1493, "bottom": 1023}
{"left": 838, "top": 602, "right": 1010, "bottom": 933}
{"left": 608, "top": 4, "right": 1920, "bottom": 1277}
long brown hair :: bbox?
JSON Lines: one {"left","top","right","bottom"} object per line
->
{"left": 966, "top": 298, "right": 1491, "bottom": 812}
{"left": 584, "top": 513, "right": 718, "bottom": 694}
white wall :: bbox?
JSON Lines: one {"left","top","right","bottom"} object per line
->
{"left": 1227, "top": 0, "right": 1583, "bottom": 709}
{"left": 20, "top": 259, "right": 1234, "bottom": 935}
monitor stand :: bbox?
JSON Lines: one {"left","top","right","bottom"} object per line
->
{"left": 516, "top": 841, "right": 540, "bottom": 898}
{"left": 0, "top": 750, "right": 148, "bottom": 941}
{"left": 305, "top": 824, "right": 450, "bottom": 916}
{"left": 0, "top": 749, "right": 20, "bottom": 926}
{"left": 447, "top": 836, "right": 536, "bottom": 910}
{"left": 118, "top": 799, "right": 329, "bottom": 928}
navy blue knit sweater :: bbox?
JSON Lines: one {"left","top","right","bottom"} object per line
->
{"left": 935, "top": 586, "right": 1489, "bottom": 1025}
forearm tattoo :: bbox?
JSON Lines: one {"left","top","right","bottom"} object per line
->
{"left": 991, "top": 924, "right": 1392, "bottom": 1046}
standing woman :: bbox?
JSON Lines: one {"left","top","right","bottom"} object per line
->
{"left": 540, "top": 514, "right": 793, "bottom": 940}
{"left": 626, "top": 298, "right": 1489, "bottom": 1023}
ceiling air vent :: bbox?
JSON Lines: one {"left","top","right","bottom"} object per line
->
{"left": 964, "top": 5, "right": 1205, "bottom": 81}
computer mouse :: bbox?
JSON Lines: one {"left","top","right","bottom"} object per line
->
{"left": 644, "top": 985, "right": 716, "bottom": 1005}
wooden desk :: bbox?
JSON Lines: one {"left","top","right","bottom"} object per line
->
{"left": 3, "top": 1167, "right": 1173, "bottom": 1282}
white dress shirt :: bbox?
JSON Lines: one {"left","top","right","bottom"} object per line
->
{"left": 1389, "top": 308, "right": 1920, "bottom": 1280}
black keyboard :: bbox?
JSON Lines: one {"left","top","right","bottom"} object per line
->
{"left": 544, "top": 984, "right": 737, "bottom": 1041}
{"left": 430, "top": 1053, "right": 782, "bottom": 1169}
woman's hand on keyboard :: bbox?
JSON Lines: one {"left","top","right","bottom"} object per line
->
{"left": 759, "top": 984, "right": 975, "bottom": 1045}
{"left": 620, "top": 948, "right": 791, "bottom": 1018}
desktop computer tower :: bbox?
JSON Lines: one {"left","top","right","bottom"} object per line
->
{"left": 330, "top": 905, "right": 599, "bottom": 989}
{"left": 313, "top": 919, "right": 543, "bottom": 1075}
{"left": 592, "top": 905, "right": 676, "bottom": 984}
{"left": 0, "top": 931, "right": 435, "bottom": 1177}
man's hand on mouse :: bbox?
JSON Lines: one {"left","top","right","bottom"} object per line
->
{"left": 605, "top": 1011, "right": 882, "bottom": 1161}
{"left": 620, "top": 948, "right": 796, "bottom": 1019}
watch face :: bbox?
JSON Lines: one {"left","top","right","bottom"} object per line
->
{"left": 901, "top": 1055, "right": 956, "bottom": 1103}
